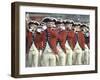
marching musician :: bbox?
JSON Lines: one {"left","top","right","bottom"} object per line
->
{"left": 41, "top": 17, "right": 58, "bottom": 66}
{"left": 34, "top": 23, "right": 47, "bottom": 66}
{"left": 26, "top": 21, "right": 39, "bottom": 67}
{"left": 80, "top": 24, "right": 90, "bottom": 64}
{"left": 73, "top": 22, "right": 85, "bottom": 65}
{"left": 56, "top": 19, "right": 67, "bottom": 66}
{"left": 64, "top": 19, "right": 75, "bottom": 65}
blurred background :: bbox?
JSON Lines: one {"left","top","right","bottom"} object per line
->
{"left": 26, "top": 12, "right": 90, "bottom": 26}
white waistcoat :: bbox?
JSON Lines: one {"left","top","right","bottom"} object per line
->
{"left": 29, "top": 42, "right": 39, "bottom": 54}
{"left": 43, "top": 42, "right": 53, "bottom": 53}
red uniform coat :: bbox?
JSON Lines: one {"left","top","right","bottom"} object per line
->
{"left": 26, "top": 30, "right": 33, "bottom": 54}
{"left": 58, "top": 30, "right": 67, "bottom": 53}
{"left": 47, "top": 28, "right": 58, "bottom": 54}
{"left": 67, "top": 30, "right": 76, "bottom": 50}
{"left": 77, "top": 31, "right": 85, "bottom": 50}
{"left": 34, "top": 31, "right": 46, "bottom": 51}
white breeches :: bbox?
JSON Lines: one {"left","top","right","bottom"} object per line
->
{"left": 57, "top": 43, "right": 66, "bottom": 66}
{"left": 27, "top": 43, "right": 39, "bottom": 67}
{"left": 42, "top": 52, "right": 56, "bottom": 66}
{"left": 65, "top": 41, "right": 73, "bottom": 65}
{"left": 41, "top": 43, "right": 56, "bottom": 66}
{"left": 82, "top": 44, "right": 90, "bottom": 65}
{"left": 73, "top": 42, "right": 83, "bottom": 65}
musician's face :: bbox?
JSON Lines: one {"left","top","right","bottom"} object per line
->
{"left": 29, "top": 24, "right": 37, "bottom": 33}
{"left": 47, "top": 22, "right": 56, "bottom": 28}
{"left": 75, "top": 26, "right": 81, "bottom": 31}
{"left": 57, "top": 24, "right": 65, "bottom": 30}
{"left": 65, "top": 24, "right": 72, "bottom": 30}
{"left": 41, "top": 23, "right": 47, "bottom": 30}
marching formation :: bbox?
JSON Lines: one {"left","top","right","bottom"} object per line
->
{"left": 26, "top": 17, "right": 90, "bottom": 67}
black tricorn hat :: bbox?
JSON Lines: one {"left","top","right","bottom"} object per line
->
{"left": 55, "top": 20, "right": 62, "bottom": 24}
{"left": 70, "top": 20, "right": 74, "bottom": 24}
{"left": 72, "top": 23, "right": 76, "bottom": 27}
{"left": 52, "top": 17, "right": 57, "bottom": 23}
{"left": 64, "top": 19, "right": 74, "bottom": 24}
{"left": 28, "top": 21, "right": 39, "bottom": 26}
{"left": 80, "top": 24, "right": 89, "bottom": 29}
{"left": 55, "top": 18, "right": 64, "bottom": 24}
{"left": 72, "top": 22, "right": 81, "bottom": 27}
{"left": 42, "top": 17, "right": 54, "bottom": 23}
{"left": 80, "top": 24, "right": 87, "bottom": 28}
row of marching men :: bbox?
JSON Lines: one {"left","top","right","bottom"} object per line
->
{"left": 26, "top": 17, "right": 90, "bottom": 67}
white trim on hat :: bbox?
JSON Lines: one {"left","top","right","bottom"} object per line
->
{"left": 61, "top": 26, "right": 65, "bottom": 30}
{"left": 42, "top": 25, "right": 47, "bottom": 30}
{"left": 36, "top": 28, "right": 42, "bottom": 33}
